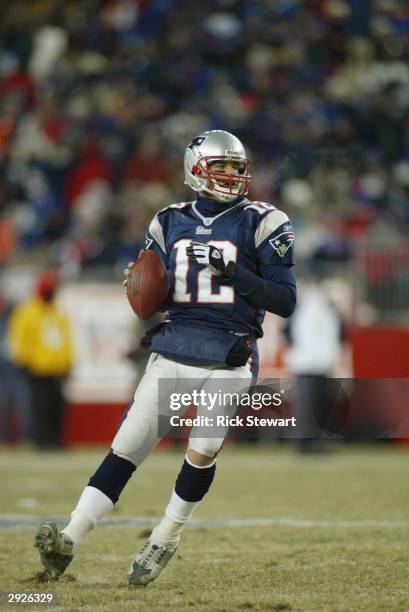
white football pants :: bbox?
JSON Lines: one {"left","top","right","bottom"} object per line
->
{"left": 111, "top": 353, "right": 253, "bottom": 466}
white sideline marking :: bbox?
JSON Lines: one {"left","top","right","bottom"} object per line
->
{"left": 0, "top": 516, "right": 408, "bottom": 530}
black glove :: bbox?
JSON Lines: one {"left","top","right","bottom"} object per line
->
{"left": 186, "top": 241, "right": 236, "bottom": 279}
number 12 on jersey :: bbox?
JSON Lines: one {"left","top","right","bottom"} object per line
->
{"left": 173, "top": 239, "right": 237, "bottom": 304}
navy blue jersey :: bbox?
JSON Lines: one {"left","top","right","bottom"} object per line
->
{"left": 145, "top": 196, "right": 295, "bottom": 339}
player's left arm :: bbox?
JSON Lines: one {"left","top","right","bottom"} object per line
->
{"left": 231, "top": 259, "right": 296, "bottom": 318}
{"left": 234, "top": 209, "right": 296, "bottom": 317}
{"left": 187, "top": 210, "right": 296, "bottom": 317}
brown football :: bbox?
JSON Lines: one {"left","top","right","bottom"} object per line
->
{"left": 126, "top": 250, "right": 169, "bottom": 320}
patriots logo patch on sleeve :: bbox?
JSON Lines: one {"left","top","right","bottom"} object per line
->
{"left": 269, "top": 224, "right": 295, "bottom": 257}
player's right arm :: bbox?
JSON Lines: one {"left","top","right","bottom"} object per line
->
{"left": 123, "top": 212, "right": 167, "bottom": 289}
{"left": 144, "top": 214, "right": 168, "bottom": 264}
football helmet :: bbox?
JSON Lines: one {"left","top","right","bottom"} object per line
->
{"left": 184, "top": 130, "right": 251, "bottom": 203}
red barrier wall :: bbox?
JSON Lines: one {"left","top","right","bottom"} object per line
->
{"left": 63, "top": 403, "right": 126, "bottom": 446}
{"left": 349, "top": 325, "right": 409, "bottom": 377}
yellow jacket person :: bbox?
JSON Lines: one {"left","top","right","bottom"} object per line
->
{"left": 8, "top": 271, "right": 73, "bottom": 448}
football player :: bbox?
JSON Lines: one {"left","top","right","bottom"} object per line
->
{"left": 34, "top": 130, "right": 296, "bottom": 585}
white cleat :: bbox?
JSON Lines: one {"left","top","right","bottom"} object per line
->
{"left": 128, "top": 537, "right": 178, "bottom": 586}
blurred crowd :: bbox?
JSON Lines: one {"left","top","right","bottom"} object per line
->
{"left": 0, "top": 0, "right": 408, "bottom": 276}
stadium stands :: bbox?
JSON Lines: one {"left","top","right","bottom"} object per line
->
{"left": 0, "top": 0, "right": 408, "bottom": 274}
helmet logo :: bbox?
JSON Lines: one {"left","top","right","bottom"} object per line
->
{"left": 188, "top": 136, "right": 206, "bottom": 150}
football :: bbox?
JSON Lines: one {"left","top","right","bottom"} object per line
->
{"left": 126, "top": 250, "right": 169, "bottom": 319}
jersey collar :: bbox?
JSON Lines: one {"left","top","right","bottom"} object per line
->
{"left": 192, "top": 196, "right": 244, "bottom": 227}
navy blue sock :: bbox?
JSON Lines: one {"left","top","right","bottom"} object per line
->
{"left": 88, "top": 452, "right": 136, "bottom": 504}
{"left": 174, "top": 459, "right": 216, "bottom": 502}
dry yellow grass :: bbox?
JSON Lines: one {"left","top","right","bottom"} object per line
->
{"left": 1, "top": 444, "right": 409, "bottom": 611}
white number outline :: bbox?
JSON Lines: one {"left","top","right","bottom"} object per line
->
{"left": 173, "top": 238, "right": 192, "bottom": 303}
{"left": 244, "top": 201, "right": 276, "bottom": 215}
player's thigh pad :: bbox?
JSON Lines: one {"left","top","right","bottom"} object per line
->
{"left": 112, "top": 354, "right": 179, "bottom": 465}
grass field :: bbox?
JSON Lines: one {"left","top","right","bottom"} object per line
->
{"left": 1, "top": 443, "right": 409, "bottom": 612}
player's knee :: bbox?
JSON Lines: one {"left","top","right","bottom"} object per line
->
{"left": 111, "top": 415, "right": 156, "bottom": 465}
{"left": 188, "top": 438, "right": 223, "bottom": 461}
{"left": 111, "top": 448, "right": 138, "bottom": 466}
{"left": 186, "top": 448, "right": 216, "bottom": 467}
